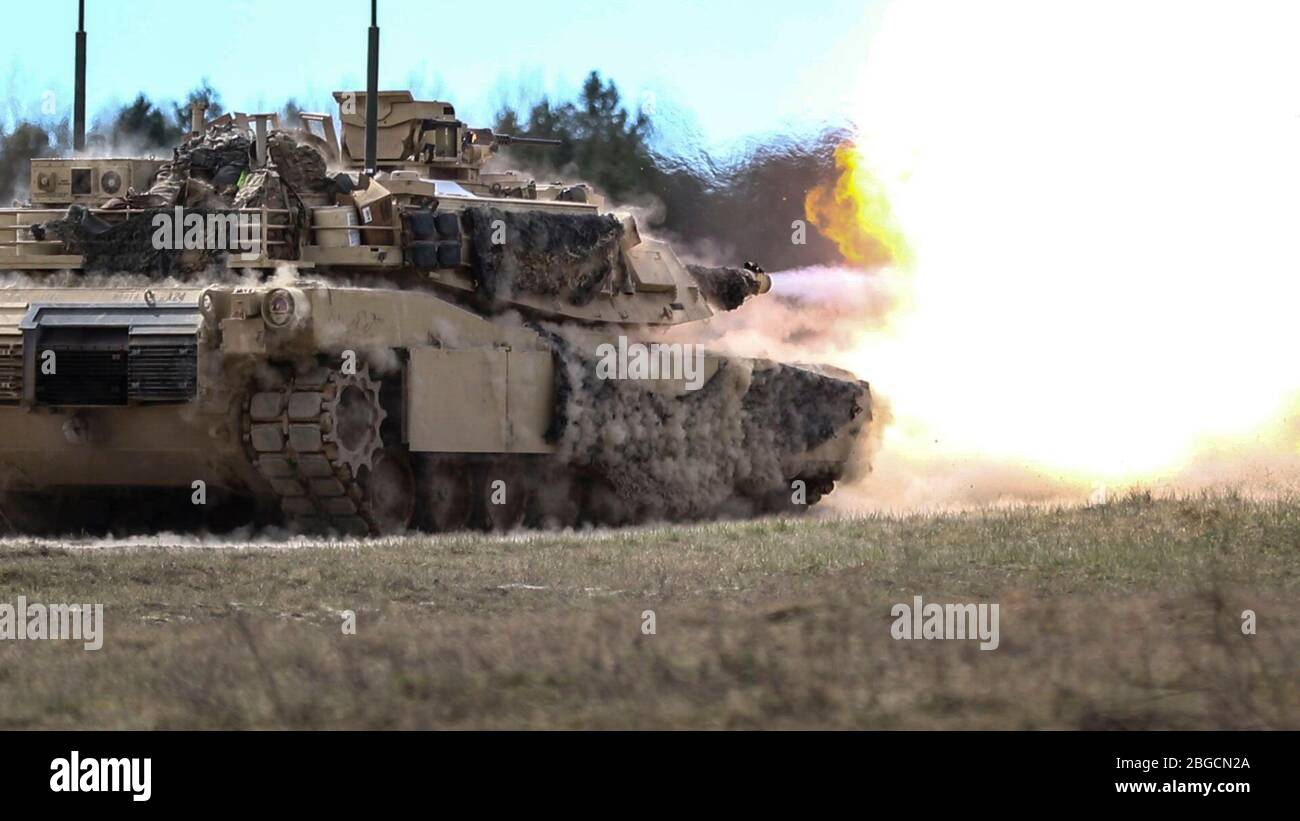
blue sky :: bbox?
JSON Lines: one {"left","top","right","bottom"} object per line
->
{"left": 2, "top": 0, "right": 882, "bottom": 154}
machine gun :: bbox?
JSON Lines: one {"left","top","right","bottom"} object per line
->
{"left": 464, "top": 128, "right": 562, "bottom": 153}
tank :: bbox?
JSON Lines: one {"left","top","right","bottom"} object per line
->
{"left": 0, "top": 11, "right": 873, "bottom": 536}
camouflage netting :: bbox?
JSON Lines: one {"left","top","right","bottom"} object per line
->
{"left": 464, "top": 207, "right": 626, "bottom": 306}
{"left": 33, "top": 205, "right": 228, "bottom": 274}
{"left": 58, "top": 124, "right": 321, "bottom": 262}
{"left": 687, "top": 264, "right": 767, "bottom": 311}
{"left": 232, "top": 168, "right": 282, "bottom": 209}
{"left": 117, "top": 123, "right": 255, "bottom": 209}
{"left": 267, "top": 131, "right": 331, "bottom": 194}
{"left": 542, "top": 330, "right": 869, "bottom": 520}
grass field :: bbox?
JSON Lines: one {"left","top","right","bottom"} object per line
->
{"left": 0, "top": 490, "right": 1297, "bottom": 729}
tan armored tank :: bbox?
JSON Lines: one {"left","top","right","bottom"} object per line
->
{"left": 0, "top": 8, "right": 873, "bottom": 536}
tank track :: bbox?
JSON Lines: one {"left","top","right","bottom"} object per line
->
{"left": 243, "top": 367, "right": 386, "bottom": 536}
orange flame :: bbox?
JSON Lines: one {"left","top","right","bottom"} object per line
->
{"left": 805, "top": 142, "right": 912, "bottom": 270}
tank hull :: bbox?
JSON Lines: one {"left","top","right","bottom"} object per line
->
{"left": 0, "top": 280, "right": 871, "bottom": 535}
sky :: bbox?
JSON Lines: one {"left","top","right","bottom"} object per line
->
{"left": 2, "top": 0, "right": 882, "bottom": 154}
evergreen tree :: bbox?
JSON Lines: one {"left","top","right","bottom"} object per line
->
{"left": 0, "top": 122, "right": 52, "bottom": 202}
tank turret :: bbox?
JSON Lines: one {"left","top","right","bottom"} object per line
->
{"left": 330, "top": 90, "right": 560, "bottom": 182}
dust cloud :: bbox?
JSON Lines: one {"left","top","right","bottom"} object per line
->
{"left": 676, "top": 265, "right": 1300, "bottom": 515}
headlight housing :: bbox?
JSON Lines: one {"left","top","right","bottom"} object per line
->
{"left": 262, "top": 289, "right": 296, "bottom": 328}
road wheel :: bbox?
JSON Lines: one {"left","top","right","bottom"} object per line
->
{"left": 580, "top": 477, "right": 630, "bottom": 527}
{"left": 417, "top": 457, "right": 474, "bottom": 532}
{"left": 528, "top": 471, "right": 580, "bottom": 530}
{"left": 360, "top": 449, "right": 415, "bottom": 533}
{"left": 482, "top": 467, "right": 529, "bottom": 532}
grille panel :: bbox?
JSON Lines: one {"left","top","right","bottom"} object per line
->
{"left": 36, "top": 347, "right": 129, "bottom": 406}
{"left": 129, "top": 340, "right": 198, "bottom": 402}
{"left": 0, "top": 340, "right": 21, "bottom": 404}
{"left": 30, "top": 329, "right": 198, "bottom": 407}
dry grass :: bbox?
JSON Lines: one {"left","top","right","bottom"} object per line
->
{"left": 0, "top": 489, "right": 1297, "bottom": 728}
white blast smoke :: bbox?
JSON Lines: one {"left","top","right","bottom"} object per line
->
{"left": 761, "top": 0, "right": 1300, "bottom": 511}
